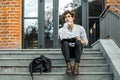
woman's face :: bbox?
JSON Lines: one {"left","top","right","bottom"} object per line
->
{"left": 64, "top": 13, "right": 74, "bottom": 23}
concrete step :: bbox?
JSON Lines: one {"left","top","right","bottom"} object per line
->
{"left": 83, "top": 48, "right": 100, "bottom": 51}
{"left": 0, "top": 48, "right": 100, "bottom": 52}
{"left": 0, "top": 53, "right": 103, "bottom": 58}
{"left": 0, "top": 64, "right": 109, "bottom": 72}
{"left": 0, "top": 48, "right": 113, "bottom": 80}
{"left": 0, "top": 72, "right": 113, "bottom": 80}
{"left": 0, "top": 51, "right": 102, "bottom": 55}
{"left": 0, "top": 55, "right": 105, "bottom": 59}
{"left": 0, "top": 57, "right": 106, "bottom": 66}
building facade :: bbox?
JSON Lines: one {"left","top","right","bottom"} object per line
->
{"left": 0, "top": 0, "right": 119, "bottom": 49}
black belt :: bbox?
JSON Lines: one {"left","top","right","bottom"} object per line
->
{"left": 61, "top": 38, "right": 76, "bottom": 43}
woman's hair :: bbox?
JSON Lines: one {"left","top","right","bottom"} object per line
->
{"left": 62, "top": 10, "right": 75, "bottom": 19}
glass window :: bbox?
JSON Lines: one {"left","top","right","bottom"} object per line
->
{"left": 24, "top": 19, "right": 38, "bottom": 34}
{"left": 24, "top": 0, "right": 38, "bottom": 17}
{"left": 59, "top": 0, "right": 82, "bottom": 26}
{"left": 24, "top": 19, "right": 38, "bottom": 49}
{"left": 44, "top": 0, "right": 53, "bottom": 48}
{"left": 23, "top": 0, "right": 38, "bottom": 49}
{"left": 89, "top": 0, "right": 103, "bottom": 16}
{"left": 88, "top": 0, "right": 104, "bottom": 45}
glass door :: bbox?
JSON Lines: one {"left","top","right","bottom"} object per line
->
{"left": 23, "top": 0, "right": 82, "bottom": 49}
{"left": 59, "top": 0, "right": 82, "bottom": 26}
{"left": 44, "top": 0, "right": 53, "bottom": 48}
{"left": 23, "top": 0, "right": 38, "bottom": 49}
{"left": 23, "top": 0, "right": 54, "bottom": 49}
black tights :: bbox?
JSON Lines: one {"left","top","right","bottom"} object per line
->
{"left": 61, "top": 40, "right": 83, "bottom": 62}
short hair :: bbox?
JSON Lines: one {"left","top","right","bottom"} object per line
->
{"left": 62, "top": 10, "right": 75, "bottom": 19}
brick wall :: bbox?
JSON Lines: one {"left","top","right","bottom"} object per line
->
{"left": 105, "top": 0, "right": 120, "bottom": 14}
{"left": 0, "top": 0, "right": 22, "bottom": 49}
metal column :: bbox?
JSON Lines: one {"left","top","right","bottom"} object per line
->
{"left": 53, "top": 0, "right": 59, "bottom": 48}
{"left": 38, "top": 0, "right": 45, "bottom": 48}
{"left": 22, "top": 0, "right": 24, "bottom": 48}
{"left": 81, "top": 0, "right": 89, "bottom": 46}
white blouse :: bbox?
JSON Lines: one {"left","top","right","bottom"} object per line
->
{"left": 59, "top": 23, "right": 88, "bottom": 45}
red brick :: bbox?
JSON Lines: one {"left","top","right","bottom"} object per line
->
{"left": 1, "top": 7, "right": 11, "bottom": 11}
{"left": 0, "top": 0, "right": 22, "bottom": 49}
{"left": 1, "top": 20, "right": 9, "bottom": 22}
{"left": 105, "top": 0, "right": 120, "bottom": 15}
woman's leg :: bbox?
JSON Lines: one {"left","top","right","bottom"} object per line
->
{"left": 61, "top": 41, "right": 72, "bottom": 74}
{"left": 74, "top": 40, "right": 83, "bottom": 62}
{"left": 73, "top": 40, "right": 83, "bottom": 74}
{"left": 61, "top": 41, "right": 71, "bottom": 62}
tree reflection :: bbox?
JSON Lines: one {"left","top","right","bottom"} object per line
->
{"left": 24, "top": 23, "right": 38, "bottom": 49}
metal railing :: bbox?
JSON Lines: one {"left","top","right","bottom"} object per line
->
{"left": 99, "top": 5, "right": 120, "bottom": 47}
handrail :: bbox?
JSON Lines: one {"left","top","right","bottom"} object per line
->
{"left": 90, "top": 5, "right": 120, "bottom": 46}
{"left": 99, "top": 5, "right": 120, "bottom": 48}
{"left": 99, "top": 5, "right": 120, "bottom": 18}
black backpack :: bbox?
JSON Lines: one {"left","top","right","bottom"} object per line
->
{"left": 29, "top": 55, "right": 52, "bottom": 80}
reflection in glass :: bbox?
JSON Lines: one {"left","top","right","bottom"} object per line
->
{"left": 59, "top": 0, "right": 82, "bottom": 27}
{"left": 88, "top": 0, "right": 103, "bottom": 45}
{"left": 23, "top": 0, "right": 83, "bottom": 48}
{"left": 24, "top": 19, "right": 38, "bottom": 49}
{"left": 89, "top": 0, "right": 103, "bottom": 16}
{"left": 24, "top": 0, "right": 38, "bottom": 17}
{"left": 59, "top": 0, "right": 81, "bottom": 15}
{"left": 45, "top": 0, "right": 53, "bottom": 48}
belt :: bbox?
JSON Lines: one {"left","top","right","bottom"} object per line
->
{"left": 61, "top": 38, "right": 76, "bottom": 43}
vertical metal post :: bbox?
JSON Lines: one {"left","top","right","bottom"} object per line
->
{"left": 81, "top": 0, "right": 89, "bottom": 46}
{"left": 38, "top": 0, "right": 45, "bottom": 48}
{"left": 102, "top": 0, "right": 105, "bottom": 11}
{"left": 53, "top": 0, "right": 59, "bottom": 48}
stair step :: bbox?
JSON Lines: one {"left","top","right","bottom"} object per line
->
{"left": 0, "top": 51, "right": 102, "bottom": 54}
{"left": 0, "top": 57, "right": 106, "bottom": 66}
{"left": 0, "top": 48, "right": 100, "bottom": 52}
{"left": 0, "top": 57, "right": 105, "bottom": 59}
{"left": 0, "top": 48, "right": 113, "bottom": 80}
{"left": 0, "top": 72, "right": 113, "bottom": 80}
{"left": 0, "top": 53, "right": 103, "bottom": 58}
{"left": 0, "top": 64, "right": 109, "bottom": 72}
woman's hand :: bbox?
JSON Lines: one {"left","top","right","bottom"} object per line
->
{"left": 75, "top": 36, "right": 82, "bottom": 41}
{"left": 67, "top": 22, "right": 74, "bottom": 30}
{"left": 75, "top": 36, "right": 87, "bottom": 46}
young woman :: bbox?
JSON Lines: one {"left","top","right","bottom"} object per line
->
{"left": 59, "top": 10, "right": 88, "bottom": 75}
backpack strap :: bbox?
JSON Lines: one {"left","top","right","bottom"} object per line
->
{"left": 29, "top": 61, "right": 34, "bottom": 80}
{"left": 39, "top": 65, "right": 44, "bottom": 74}
{"left": 29, "top": 57, "right": 44, "bottom": 80}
